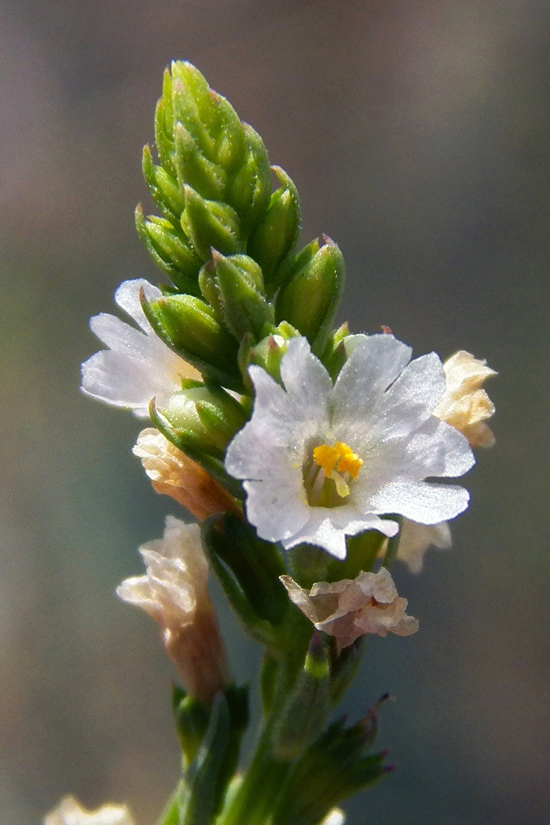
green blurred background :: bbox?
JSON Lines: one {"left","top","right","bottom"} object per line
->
{"left": 1, "top": 1, "right": 548, "bottom": 823}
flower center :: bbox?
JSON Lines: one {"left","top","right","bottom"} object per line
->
{"left": 305, "top": 441, "right": 363, "bottom": 507}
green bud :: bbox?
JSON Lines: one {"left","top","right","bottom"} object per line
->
{"left": 247, "top": 166, "right": 301, "bottom": 291}
{"left": 142, "top": 144, "right": 185, "bottom": 221}
{"left": 181, "top": 185, "right": 242, "bottom": 261}
{"left": 142, "top": 291, "right": 242, "bottom": 387}
{"left": 134, "top": 205, "right": 202, "bottom": 295}
{"left": 159, "top": 384, "right": 248, "bottom": 459}
{"left": 275, "top": 236, "right": 345, "bottom": 355}
{"left": 209, "top": 91, "right": 247, "bottom": 172}
{"left": 174, "top": 122, "right": 227, "bottom": 202}
{"left": 272, "top": 633, "right": 331, "bottom": 761}
{"left": 171, "top": 61, "right": 217, "bottom": 156}
{"left": 212, "top": 251, "right": 275, "bottom": 342}
{"left": 169, "top": 62, "right": 246, "bottom": 172}
{"left": 154, "top": 74, "right": 177, "bottom": 177}
{"left": 226, "top": 124, "right": 272, "bottom": 235}
{"left": 198, "top": 260, "right": 225, "bottom": 321}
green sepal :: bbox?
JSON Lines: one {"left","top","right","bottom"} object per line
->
{"left": 247, "top": 166, "right": 301, "bottom": 291}
{"left": 272, "top": 633, "right": 331, "bottom": 761}
{"left": 181, "top": 185, "right": 243, "bottom": 261}
{"left": 270, "top": 711, "right": 390, "bottom": 825}
{"left": 204, "top": 513, "right": 289, "bottom": 626}
{"left": 150, "top": 401, "right": 243, "bottom": 499}
{"left": 275, "top": 236, "right": 345, "bottom": 355}
{"left": 241, "top": 321, "right": 302, "bottom": 385}
{"left": 172, "top": 686, "right": 210, "bottom": 765}
{"left": 212, "top": 251, "right": 275, "bottom": 342}
{"left": 226, "top": 123, "right": 272, "bottom": 235}
{"left": 326, "top": 529, "right": 386, "bottom": 583}
{"left": 178, "top": 689, "right": 249, "bottom": 825}
{"left": 142, "top": 144, "right": 185, "bottom": 222}
{"left": 174, "top": 122, "right": 227, "bottom": 202}
{"left": 154, "top": 80, "right": 177, "bottom": 177}
{"left": 201, "top": 515, "right": 287, "bottom": 645}
{"left": 320, "top": 322, "right": 350, "bottom": 380}
{"left": 328, "top": 638, "right": 364, "bottom": 706}
{"left": 141, "top": 290, "right": 242, "bottom": 388}
{"left": 198, "top": 260, "right": 225, "bottom": 322}
{"left": 135, "top": 206, "right": 202, "bottom": 295}
{"left": 172, "top": 684, "right": 249, "bottom": 771}
{"left": 170, "top": 61, "right": 217, "bottom": 156}
{"left": 158, "top": 384, "right": 248, "bottom": 459}
{"left": 209, "top": 91, "right": 247, "bottom": 172}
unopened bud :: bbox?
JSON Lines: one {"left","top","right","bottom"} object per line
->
{"left": 142, "top": 291, "right": 241, "bottom": 387}
{"left": 226, "top": 123, "right": 272, "bottom": 235}
{"left": 142, "top": 144, "right": 185, "bottom": 220}
{"left": 211, "top": 251, "right": 274, "bottom": 341}
{"left": 247, "top": 166, "right": 301, "bottom": 289}
{"left": 135, "top": 205, "right": 202, "bottom": 294}
{"left": 181, "top": 185, "right": 242, "bottom": 261}
{"left": 276, "top": 236, "right": 345, "bottom": 355}
{"left": 174, "top": 122, "right": 227, "bottom": 202}
{"left": 159, "top": 385, "right": 248, "bottom": 459}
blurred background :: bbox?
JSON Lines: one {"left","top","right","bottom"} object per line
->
{"left": 1, "top": 1, "right": 549, "bottom": 823}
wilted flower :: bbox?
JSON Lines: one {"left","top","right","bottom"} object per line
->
{"left": 133, "top": 428, "right": 239, "bottom": 521}
{"left": 394, "top": 519, "right": 452, "bottom": 574}
{"left": 117, "top": 517, "right": 228, "bottom": 704}
{"left": 80, "top": 279, "right": 199, "bottom": 417}
{"left": 44, "top": 796, "right": 134, "bottom": 825}
{"left": 433, "top": 350, "right": 497, "bottom": 448}
{"left": 280, "top": 567, "right": 418, "bottom": 651}
{"left": 226, "top": 335, "right": 474, "bottom": 560}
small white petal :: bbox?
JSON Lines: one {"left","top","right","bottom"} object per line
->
{"left": 332, "top": 334, "right": 412, "bottom": 432}
{"left": 81, "top": 279, "right": 198, "bottom": 415}
{"left": 369, "top": 480, "right": 469, "bottom": 524}
{"left": 114, "top": 278, "right": 161, "bottom": 332}
{"left": 280, "top": 337, "right": 332, "bottom": 415}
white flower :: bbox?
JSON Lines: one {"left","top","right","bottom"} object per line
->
{"left": 394, "top": 519, "right": 452, "bottom": 574}
{"left": 319, "top": 809, "right": 346, "bottom": 825}
{"left": 80, "top": 278, "right": 199, "bottom": 417}
{"left": 44, "top": 796, "right": 134, "bottom": 825}
{"left": 280, "top": 567, "right": 418, "bottom": 652}
{"left": 225, "top": 335, "right": 474, "bottom": 560}
{"left": 133, "top": 428, "right": 238, "bottom": 521}
{"left": 433, "top": 350, "right": 497, "bottom": 448}
{"left": 117, "top": 517, "right": 228, "bottom": 704}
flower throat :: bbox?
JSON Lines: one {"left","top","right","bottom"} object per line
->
{"left": 304, "top": 441, "right": 363, "bottom": 507}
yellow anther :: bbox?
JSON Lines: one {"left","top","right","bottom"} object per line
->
{"left": 313, "top": 444, "right": 340, "bottom": 478}
{"left": 334, "top": 442, "right": 363, "bottom": 479}
{"left": 313, "top": 441, "right": 363, "bottom": 480}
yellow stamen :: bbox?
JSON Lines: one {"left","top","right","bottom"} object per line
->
{"left": 335, "top": 442, "right": 363, "bottom": 479}
{"left": 313, "top": 441, "right": 363, "bottom": 480}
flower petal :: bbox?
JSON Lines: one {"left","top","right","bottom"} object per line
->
{"left": 114, "top": 278, "right": 161, "bottom": 332}
{"left": 369, "top": 479, "right": 470, "bottom": 524}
